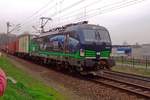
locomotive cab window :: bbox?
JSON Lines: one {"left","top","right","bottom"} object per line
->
{"left": 50, "top": 35, "right": 65, "bottom": 51}
{"left": 38, "top": 35, "right": 65, "bottom": 51}
{"left": 82, "top": 29, "right": 111, "bottom": 43}
{"left": 67, "top": 31, "right": 79, "bottom": 53}
{"left": 69, "top": 31, "right": 79, "bottom": 40}
{"left": 38, "top": 37, "right": 48, "bottom": 51}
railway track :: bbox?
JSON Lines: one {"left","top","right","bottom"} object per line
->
{"left": 4, "top": 53, "right": 150, "bottom": 98}
{"left": 4, "top": 53, "right": 150, "bottom": 99}
{"left": 103, "top": 70, "right": 150, "bottom": 82}
{"left": 89, "top": 70, "right": 150, "bottom": 98}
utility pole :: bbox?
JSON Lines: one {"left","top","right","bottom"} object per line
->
{"left": 6, "top": 22, "right": 11, "bottom": 52}
{"left": 40, "top": 17, "right": 52, "bottom": 33}
{"left": 6, "top": 22, "right": 11, "bottom": 34}
{"left": 6, "top": 22, "right": 20, "bottom": 51}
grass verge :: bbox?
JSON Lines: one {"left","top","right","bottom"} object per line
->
{"left": 0, "top": 55, "right": 66, "bottom": 100}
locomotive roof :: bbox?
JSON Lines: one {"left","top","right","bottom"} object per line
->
{"left": 65, "top": 24, "right": 107, "bottom": 31}
{"left": 39, "top": 24, "right": 108, "bottom": 38}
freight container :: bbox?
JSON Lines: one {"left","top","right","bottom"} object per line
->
{"left": 15, "top": 39, "right": 19, "bottom": 53}
{"left": 7, "top": 41, "right": 16, "bottom": 55}
{"left": 18, "top": 34, "right": 30, "bottom": 53}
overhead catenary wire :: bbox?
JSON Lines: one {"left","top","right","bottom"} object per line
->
{"left": 11, "top": 0, "right": 56, "bottom": 34}
{"left": 22, "top": 0, "right": 85, "bottom": 25}
{"left": 77, "top": 0, "right": 147, "bottom": 21}
{"left": 18, "top": 0, "right": 86, "bottom": 32}
{"left": 53, "top": 0, "right": 147, "bottom": 27}
{"left": 20, "top": 0, "right": 55, "bottom": 25}
{"left": 16, "top": 0, "right": 147, "bottom": 33}
{"left": 14, "top": 0, "right": 60, "bottom": 33}
{"left": 53, "top": 0, "right": 103, "bottom": 20}
{"left": 21, "top": 0, "right": 110, "bottom": 28}
{"left": 50, "top": 0, "right": 86, "bottom": 17}
{"left": 52, "top": 0, "right": 124, "bottom": 22}
{"left": 55, "top": 0, "right": 143, "bottom": 22}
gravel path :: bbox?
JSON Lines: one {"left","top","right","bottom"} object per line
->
{"left": 6, "top": 55, "right": 145, "bottom": 100}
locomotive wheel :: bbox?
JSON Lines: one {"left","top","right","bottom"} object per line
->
{"left": 75, "top": 66, "right": 83, "bottom": 72}
{"left": 106, "top": 66, "right": 111, "bottom": 70}
{"left": 68, "top": 66, "right": 74, "bottom": 73}
{"left": 56, "top": 64, "right": 61, "bottom": 70}
{"left": 99, "top": 65, "right": 104, "bottom": 69}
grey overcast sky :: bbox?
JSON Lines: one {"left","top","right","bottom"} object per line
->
{"left": 0, "top": 0, "right": 150, "bottom": 45}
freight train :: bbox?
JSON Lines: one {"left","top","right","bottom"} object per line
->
{"left": 0, "top": 21, "right": 115, "bottom": 75}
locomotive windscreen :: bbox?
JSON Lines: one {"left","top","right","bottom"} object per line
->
{"left": 82, "top": 29, "right": 111, "bottom": 43}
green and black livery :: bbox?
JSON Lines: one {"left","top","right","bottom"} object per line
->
{"left": 27, "top": 21, "right": 115, "bottom": 74}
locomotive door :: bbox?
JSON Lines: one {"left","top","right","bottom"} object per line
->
{"left": 63, "top": 32, "right": 69, "bottom": 53}
{"left": 64, "top": 31, "right": 79, "bottom": 53}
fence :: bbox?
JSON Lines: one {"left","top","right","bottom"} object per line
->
{"left": 112, "top": 56, "right": 150, "bottom": 70}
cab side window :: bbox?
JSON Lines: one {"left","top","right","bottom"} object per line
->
{"left": 38, "top": 37, "right": 47, "bottom": 51}
{"left": 68, "top": 32, "right": 79, "bottom": 53}
{"left": 50, "top": 35, "right": 65, "bottom": 51}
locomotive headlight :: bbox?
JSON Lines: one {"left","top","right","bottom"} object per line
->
{"left": 96, "top": 52, "right": 100, "bottom": 55}
{"left": 80, "top": 49, "right": 85, "bottom": 56}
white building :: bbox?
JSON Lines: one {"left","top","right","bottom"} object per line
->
{"left": 112, "top": 44, "right": 150, "bottom": 59}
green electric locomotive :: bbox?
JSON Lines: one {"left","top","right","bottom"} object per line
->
{"left": 18, "top": 21, "right": 115, "bottom": 75}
